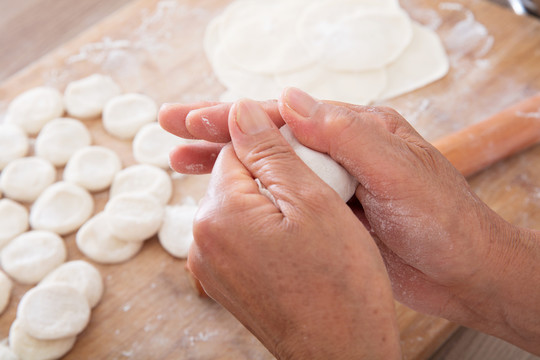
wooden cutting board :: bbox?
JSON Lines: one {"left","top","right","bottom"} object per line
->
{"left": 0, "top": 0, "right": 539, "bottom": 359}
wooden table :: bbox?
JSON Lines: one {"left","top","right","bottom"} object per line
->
{"left": 0, "top": 0, "right": 539, "bottom": 359}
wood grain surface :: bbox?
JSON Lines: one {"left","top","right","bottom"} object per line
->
{"left": 0, "top": 0, "right": 539, "bottom": 359}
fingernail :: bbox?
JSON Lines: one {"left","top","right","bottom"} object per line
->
{"left": 236, "top": 99, "right": 273, "bottom": 134}
{"left": 284, "top": 87, "right": 318, "bottom": 118}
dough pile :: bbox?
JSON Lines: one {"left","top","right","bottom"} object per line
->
{"left": 205, "top": 0, "right": 449, "bottom": 103}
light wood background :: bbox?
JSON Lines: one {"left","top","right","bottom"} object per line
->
{"left": 0, "top": 0, "right": 539, "bottom": 359}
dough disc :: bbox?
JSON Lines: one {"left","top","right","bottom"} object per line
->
{"left": 4, "top": 86, "right": 64, "bottom": 135}
{"left": 0, "top": 198, "right": 29, "bottom": 250}
{"left": 1, "top": 230, "right": 67, "bottom": 285}
{"left": 64, "top": 74, "right": 121, "bottom": 119}
{"left": 30, "top": 182, "right": 94, "bottom": 236}
{"left": 158, "top": 204, "right": 198, "bottom": 258}
{"left": 0, "top": 123, "right": 29, "bottom": 170}
{"left": 63, "top": 146, "right": 122, "bottom": 192}
{"left": 110, "top": 164, "right": 172, "bottom": 205}
{"left": 102, "top": 93, "right": 158, "bottom": 140}
{"left": 35, "top": 117, "right": 92, "bottom": 167}
{"left": 0, "top": 271, "right": 12, "bottom": 315}
{"left": 0, "top": 157, "right": 57, "bottom": 203}
{"left": 17, "top": 283, "right": 91, "bottom": 340}
{"left": 76, "top": 212, "right": 143, "bottom": 264}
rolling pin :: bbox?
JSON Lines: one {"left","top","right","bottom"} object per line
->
{"left": 188, "top": 93, "right": 540, "bottom": 296}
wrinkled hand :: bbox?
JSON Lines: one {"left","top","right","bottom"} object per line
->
{"left": 185, "top": 99, "right": 401, "bottom": 359}
{"left": 160, "top": 88, "right": 540, "bottom": 355}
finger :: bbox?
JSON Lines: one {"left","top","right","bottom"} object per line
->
{"left": 278, "top": 87, "right": 425, "bottom": 192}
{"left": 185, "top": 100, "right": 285, "bottom": 143}
{"left": 228, "top": 98, "right": 343, "bottom": 215}
{"left": 169, "top": 141, "right": 225, "bottom": 174}
{"left": 158, "top": 101, "right": 221, "bottom": 139}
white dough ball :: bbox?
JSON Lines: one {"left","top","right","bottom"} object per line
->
{"left": 102, "top": 93, "right": 158, "bottom": 140}
{"left": 104, "top": 193, "right": 165, "bottom": 243}
{"left": 76, "top": 212, "right": 143, "bottom": 264}
{"left": 0, "top": 270, "right": 13, "bottom": 315}
{"left": 280, "top": 125, "right": 358, "bottom": 201}
{"left": 35, "top": 118, "right": 92, "bottom": 167}
{"left": 4, "top": 86, "right": 64, "bottom": 135}
{"left": 17, "top": 283, "right": 91, "bottom": 340}
{"left": 30, "top": 182, "right": 94, "bottom": 236}
{"left": 64, "top": 74, "right": 121, "bottom": 119}
{"left": 0, "top": 123, "right": 29, "bottom": 170}
{"left": 0, "top": 198, "right": 29, "bottom": 250}
{"left": 9, "top": 319, "right": 76, "bottom": 360}
{"left": 63, "top": 146, "right": 122, "bottom": 192}
{"left": 0, "top": 156, "right": 57, "bottom": 203}
{"left": 158, "top": 204, "right": 198, "bottom": 258}
{"left": 0, "top": 344, "right": 18, "bottom": 360}
{"left": 133, "top": 122, "right": 192, "bottom": 169}
{"left": 110, "top": 164, "right": 172, "bottom": 205}
{"left": 40, "top": 260, "right": 104, "bottom": 308}
{"left": 1, "top": 230, "right": 66, "bottom": 285}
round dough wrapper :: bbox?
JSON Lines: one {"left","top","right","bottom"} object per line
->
{"left": 30, "top": 182, "right": 94, "bottom": 236}
{"left": 40, "top": 260, "right": 103, "bottom": 308}
{"left": 102, "top": 93, "right": 158, "bottom": 140}
{"left": 35, "top": 118, "right": 92, "bottom": 167}
{"left": 1, "top": 230, "right": 66, "bottom": 285}
{"left": 110, "top": 164, "right": 172, "bottom": 205}
{"left": 104, "top": 193, "right": 165, "bottom": 243}
{"left": 4, "top": 86, "right": 64, "bottom": 135}
{"left": 158, "top": 204, "right": 198, "bottom": 258}
{"left": 276, "top": 64, "right": 386, "bottom": 105}
{"left": 0, "top": 344, "right": 18, "bottom": 360}
{"left": 64, "top": 74, "right": 121, "bottom": 119}
{"left": 133, "top": 122, "right": 193, "bottom": 169}
{"left": 0, "top": 198, "right": 29, "bottom": 250}
{"left": 76, "top": 212, "right": 143, "bottom": 264}
{"left": 0, "top": 271, "right": 13, "bottom": 315}
{"left": 63, "top": 146, "right": 122, "bottom": 192}
{"left": 0, "top": 157, "right": 57, "bottom": 203}
{"left": 17, "top": 283, "right": 90, "bottom": 340}
{"left": 280, "top": 125, "right": 358, "bottom": 201}
{"left": 210, "top": 42, "right": 282, "bottom": 100}
{"left": 379, "top": 22, "right": 449, "bottom": 100}
{"left": 9, "top": 319, "right": 76, "bottom": 360}
{"left": 220, "top": 0, "right": 316, "bottom": 74}
{"left": 0, "top": 123, "right": 29, "bottom": 170}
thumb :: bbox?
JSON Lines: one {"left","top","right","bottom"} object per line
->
{"left": 229, "top": 99, "right": 343, "bottom": 214}
{"left": 278, "top": 87, "right": 428, "bottom": 193}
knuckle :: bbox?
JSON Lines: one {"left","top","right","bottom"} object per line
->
{"left": 244, "top": 136, "right": 295, "bottom": 173}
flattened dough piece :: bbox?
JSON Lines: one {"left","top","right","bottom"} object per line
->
{"left": 30, "top": 182, "right": 94, "bottom": 236}
{"left": 133, "top": 122, "right": 192, "bottom": 169}
{"left": 102, "top": 93, "right": 158, "bottom": 140}
{"left": 40, "top": 260, "right": 103, "bottom": 308}
{"left": 276, "top": 64, "right": 386, "bottom": 104}
{"left": 4, "top": 86, "right": 64, "bottom": 135}
{"left": 379, "top": 22, "right": 449, "bottom": 100}
{"left": 64, "top": 74, "right": 121, "bottom": 119}
{"left": 280, "top": 125, "right": 358, "bottom": 201}
{"left": 9, "top": 319, "right": 76, "bottom": 360}
{"left": 0, "top": 199, "right": 29, "bottom": 250}
{"left": 0, "top": 157, "right": 56, "bottom": 203}
{"left": 35, "top": 118, "right": 92, "bottom": 167}
{"left": 158, "top": 204, "right": 198, "bottom": 258}
{"left": 1, "top": 230, "right": 66, "bottom": 285}
{"left": 0, "top": 270, "right": 12, "bottom": 314}
{"left": 63, "top": 146, "right": 122, "bottom": 192}
{"left": 104, "top": 193, "right": 165, "bottom": 243}
{"left": 17, "top": 283, "right": 90, "bottom": 340}
{"left": 0, "top": 123, "right": 29, "bottom": 170}
{"left": 110, "top": 164, "right": 172, "bottom": 205}
{"left": 76, "top": 212, "right": 143, "bottom": 264}
{"left": 220, "top": 0, "right": 315, "bottom": 74}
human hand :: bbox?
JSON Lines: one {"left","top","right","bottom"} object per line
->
{"left": 160, "top": 88, "right": 540, "bottom": 354}
{"left": 186, "top": 99, "right": 401, "bottom": 359}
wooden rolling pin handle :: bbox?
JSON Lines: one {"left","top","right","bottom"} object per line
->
{"left": 433, "top": 93, "right": 540, "bottom": 177}
{"left": 187, "top": 94, "right": 540, "bottom": 297}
